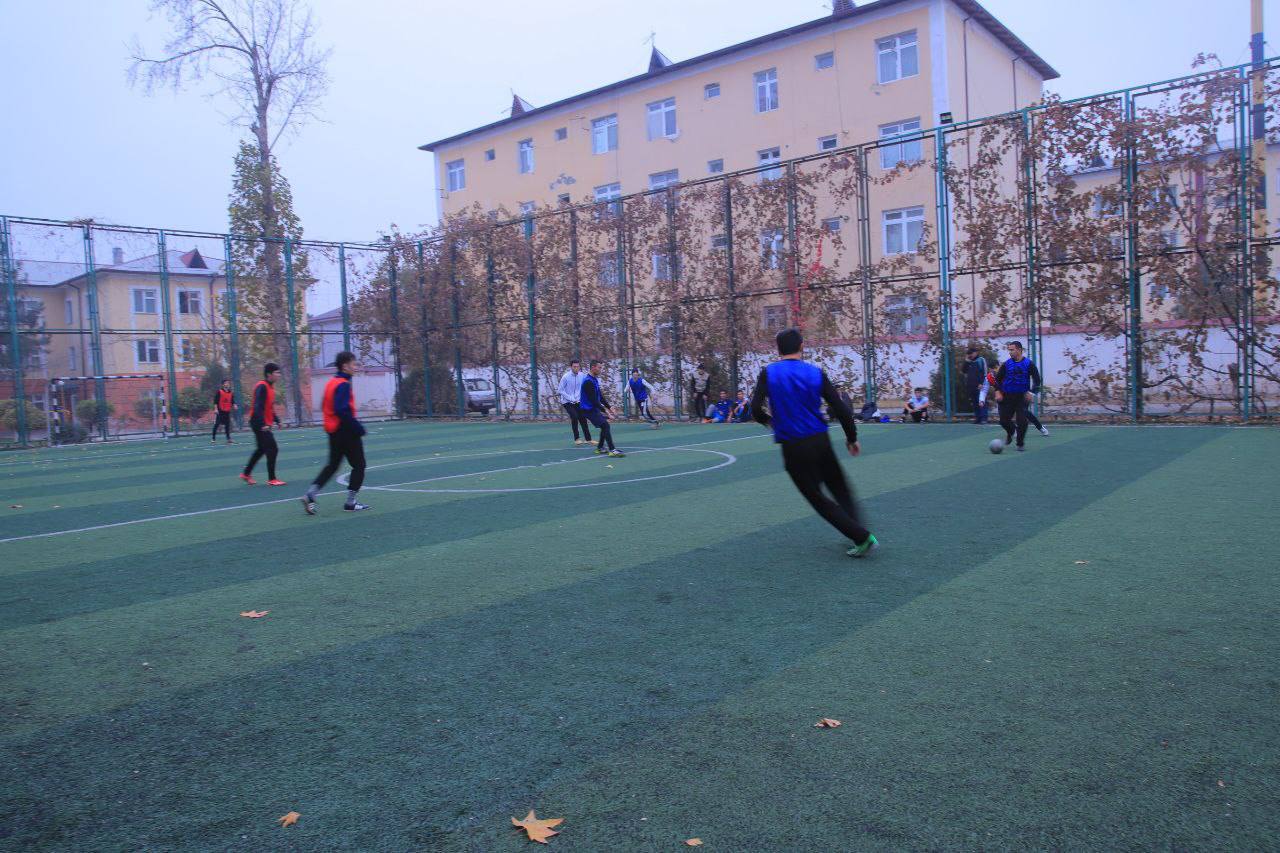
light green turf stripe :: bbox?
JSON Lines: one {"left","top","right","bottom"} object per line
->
{"left": 504, "top": 430, "right": 1280, "bottom": 843}
{"left": 0, "top": 429, "right": 1100, "bottom": 735}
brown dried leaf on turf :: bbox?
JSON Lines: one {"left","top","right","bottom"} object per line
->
{"left": 278, "top": 811, "right": 300, "bottom": 827}
{"left": 240, "top": 610, "right": 270, "bottom": 619}
{"left": 1074, "top": 560, "right": 1090, "bottom": 565}
{"left": 512, "top": 810, "right": 563, "bottom": 844}
{"left": 815, "top": 718, "right": 842, "bottom": 728}
{"left": 685, "top": 839, "right": 704, "bottom": 847}
{"left": 9, "top": 505, "right": 22, "bottom": 509}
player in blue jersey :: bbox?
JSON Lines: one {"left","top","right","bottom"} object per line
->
{"left": 580, "top": 360, "right": 625, "bottom": 458}
{"left": 750, "top": 328, "right": 877, "bottom": 558}
{"left": 993, "top": 340, "right": 1043, "bottom": 452}
{"left": 624, "top": 367, "right": 660, "bottom": 428}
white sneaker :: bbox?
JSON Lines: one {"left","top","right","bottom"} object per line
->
{"left": 1038, "top": 426, "right": 1050, "bottom": 436}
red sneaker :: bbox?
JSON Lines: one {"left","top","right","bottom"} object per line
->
{"left": 267, "top": 479, "right": 287, "bottom": 486}
{"left": 239, "top": 473, "right": 256, "bottom": 485}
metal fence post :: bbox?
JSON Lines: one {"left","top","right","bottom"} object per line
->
{"left": 1, "top": 217, "right": 27, "bottom": 446}
{"left": 156, "top": 230, "right": 181, "bottom": 434}
{"left": 81, "top": 224, "right": 108, "bottom": 438}
{"left": 338, "top": 242, "right": 352, "bottom": 353}
{"left": 222, "top": 236, "right": 244, "bottom": 428}
{"left": 723, "top": 180, "right": 740, "bottom": 396}
{"left": 785, "top": 161, "right": 802, "bottom": 329}
{"left": 449, "top": 241, "right": 465, "bottom": 416}
{"left": 1020, "top": 111, "right": 1042, "bottom": 419}
{"left": 524, "top": 215, "right": 539, "bottom": 417}
{"left": 666, "top": 188, "right": 684, "bottom": 419}
{"left": 569, "top": 208, "right": 582, "bottom": 363}
{"left": 385, "top": 240, "right": 404, "bottom": 418}
{"left": 856, "top": 148, "right": 877, "bottom": 403}
{"left": 486, "top": 243, "right": 500, "bottom": 417}
{"left": 935, "top": 127, "right": 956, "bottom": 421}
{"left": 417, "top": 241, "right": 432, "bottom": 417}
{"left": 1121, "top": 92, "right": 1143, "bottom": 421}
{"left": 283, "top": 237, "right": 305, "bottom": 425}
{"left": 615, "top": 199, "right": 632, "bottom": 418}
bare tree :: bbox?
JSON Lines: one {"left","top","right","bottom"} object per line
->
{"left": 129, "top": 0, "right": 331, "bottom": 422}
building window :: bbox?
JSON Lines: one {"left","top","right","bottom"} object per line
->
{"left": 754, "top": 68, "right": 779, "bottom": 113}
{"left": 711, "top": 234, "right": 729, "bottom": 250}
{"left": 761, "top": 304, "right": 788, "bottom": 331}
{"left": 876, "top": 31, "right": 919, "bottom": 84}
{"left": 647, "top": 98, "right": 678, "bottom": 140}
{"left": 68, "top": 345, "right": 77, "bottom": 371}
{"left": 520, "top": 201, "right": 536, "bottom": 216}
{"left": 599, "top": 251, "right": 622, "bottom": 288}
{"left": 653, "top": 251, "right": 676, "bottom": 281}
{"left": 131, "top": 288, "right": 159, "bottom": 314}
{"left": 557, "top": 193, "right": 571, "bottom": 205}
{"left": 815, "top": 51, "right": 835, "bottom": 70}
{"left": 758, "top": 147, "right": 782, "bottom": 182}
{"left": 1149, "top": 281, "right": 1170, "bottom": 300}
{"left": 822, "top": 217, "right": 843, "bottom": 234}
{"left": 518, "top": 139, "right": 534, "bottom": 174}
{"left": 555, "top": 127, "right": 568, "bottom": 141}
{"left": 883, "top": 207, "right": 925, "bottom": 255}
{"left": 708, "top": 159, "right": 724, "bottom": 174}
{"left": 818, "top": 134, "right": 838, "bottom": 152}
{"left": 885, "top": 294, "right": 927, "bottom": 334}
{"left": 649, "top": 169, "right": 679, "bottom": 191}
{"left": 879, "top": 119, "right": 923, "bottom": 169}
{"left": 179, "top": 337, "right": 194, "bottom": 363}
{"left": 485, "top": 148, "right": 495, "bottom": 161}
{"left": 446, "top": 159, "right": 466, "bottom": 191}
{"left": 1094, "top": 195, "right": 1123, "bottom": 218}
{"left": 594, "top": 182, "right": 622, "bottom": 218}
{"left": 656, "top": 322, "right": 674, "bottom": 351}
{"left": 64, "top": 298, "right": 74, "bottom": 325}
{"left": 760, "top": 228, "right": 784, "bottom": 269}
{"left": 178, "top": 289, "right": 203, "bottom": 315}
{"left": 592, "top": 114, "right": 618, "bottom": 154}
{"left": 704, "top": 82, "right": 720, "bottom": 99}
{"left": 135, "top": 339, "right": 162, "bottom": 364}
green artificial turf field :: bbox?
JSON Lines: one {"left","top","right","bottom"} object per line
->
{"left": 1, "top": 420, "right": 1277, "bottom": 850}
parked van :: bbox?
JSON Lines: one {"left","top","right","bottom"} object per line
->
{"left": 464, "top": 377, "right": 496, "bottom": 416}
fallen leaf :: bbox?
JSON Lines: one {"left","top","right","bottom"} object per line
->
{"left": 1218, "top": 780, "right": 1226, "bottom": 788}
{"left": 512, "top": 810, "right": 563, "bottom": 844}
{"left": 9, "top": 505, "right": 22, "bottom": 509}
{"left": 240, "top": 610, "right": 270, "bottom": 619}
{"left": 815, "top": 718, "right": 842, "bottom": 728}
{"left": 685, "top": 839, "right": 704, "bottom": 847}
{"left": 278, "top": 811, "right": 300, "bottom": 827}
{"left": 52, "top": 505, "right": 61, "bottom": 508}
{"left": 1074, "top": 560, "right": 1090, "bottom": 565}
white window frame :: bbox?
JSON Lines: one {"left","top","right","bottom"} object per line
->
{"left": 758, "top": 147, "right": 782, "bottom": 182}
{"left": 876, "top": 30, "right": 919, "bottom": 84}
{"left": 594, "top": 182, "right": 622, "bottom": 218}
{"left": 704, "top": 83, "right": 721, "bottom": 99}
{"left": 592, "top": 114, "right": 618, "bottom": 154}
{"left": 519, "top": 201, "right": 536, "bottom": 216}
{"left": 754, "top": 68, "right": 779, "bottom": 113}
{"left": 178, "top": 336, "right": 195, "bottom": 363}
{"left": 815, "top": 51, "right": 835, "bottom": 71}
{"left": 708, "top": 159, "right": 724, "bottom": 174}
{"left": 518, "top": 139, "right": 535, "bottom": 174}
{"left": 649, "top": 170, "right": 679, "bottom": 191}
{"left": 68, "top": 344, "right": 77, "bottom": 371}
{"left": 761, "top": 304, "right": 788, "bottom": 331}
{"left": 882, "top": 206, "right": 925, "bottom": 255}
{"left": 177, "top": 288, "right": 203, "bottom": 316}
{"left": 884, "top": 294, "right": 927, "bottom": 334}
{"left": 760, "top": 228, "right": 784, "bottom": 269}
{"left": 822, "top": 217, "right": 843, "bottom": 234}
{"left": 599, "top": 251, "right": 622, "bottom": 288}
{"left": 135, "top": 338, "right": 162, "bottom": 365}
{"left": 818, "top": 134, "right": 838, "bottom": 152}
{"left": 647, "top": 98, "right": 678, "bottom": 140}
{"left": 652, "top": 251, "right": 676, "bottom": 281}
{"left": 131, "top": 287, "right": 159, "bottom": 315}
{"left": 879, "top": 119, "right": 923, "bottom": 169}
{"left": 446, "top": 159, "right": 466, "bottom": 191}
{"left": 64, "top": 298, "right": 74, "bottom": 325}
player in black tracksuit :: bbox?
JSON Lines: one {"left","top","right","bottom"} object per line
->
{"left": 240, "top": 363, "right": 284, "bottom": 485}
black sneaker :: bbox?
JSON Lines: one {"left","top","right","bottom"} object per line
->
{"left": 344, "top": 502, "right": 371, "bottom": 512}
{"left": 1016, "top": 444, "right": 1026, "bottom": 452}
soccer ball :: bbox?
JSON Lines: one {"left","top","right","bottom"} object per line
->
{"left": 988, "top": 439, "right": 1005, "bottom": 455}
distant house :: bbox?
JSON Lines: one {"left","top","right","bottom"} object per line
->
{"left": 306, "top": 306, "right": 399, "bottom": 419}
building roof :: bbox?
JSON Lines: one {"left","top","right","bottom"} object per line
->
{"left": 419, "top": 0, "right": 1058, "bottom": 152}
{"left": 16, "top": 248, "right": 226, "bottom": 289}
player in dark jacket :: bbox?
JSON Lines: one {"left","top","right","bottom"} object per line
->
{"left": 240, "top": 363, "right": 284, "bottom": 485}
{"left": 992, "top": 341, "right": 1043, "bottom": 451}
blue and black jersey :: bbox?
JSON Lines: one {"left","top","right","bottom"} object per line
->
{"left": 628, "top": 376, "right": 649, "bottom": 403}
{"left": 995, "top": 357, "right": 1042, "bottom": 394}
{"left": 750, "top": 359, "right": 857, "bottom": 444}
{"left": 580, "top": 374, "right": 608, "bottom": 411}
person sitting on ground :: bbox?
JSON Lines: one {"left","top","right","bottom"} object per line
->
{"left": 730, "top": 390, "right": 752, "bottom": 423}
{"left": 857, "top": 399, "right": 882, "bottom": 422}
{"left": 901, "top": 388, "right": 930, "bottom": 422}
{"left": 705, "top": 390, "right": 734, "bottom": 423}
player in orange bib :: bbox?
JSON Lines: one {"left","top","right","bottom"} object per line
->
{"left": 240, "top": 363, "right": 285, "bottom": 486}
{"left": 302, "top": 351, "right": 369, "bottom": 514}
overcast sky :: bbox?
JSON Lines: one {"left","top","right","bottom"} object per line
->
{"left": 2, "top": 0, "right": 1275, "bottom": 243}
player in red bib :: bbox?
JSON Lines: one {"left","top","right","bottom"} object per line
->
{"left": 211, "top": 379, "right": 235, "bottom": 444}
{"left": 302, "top": 351, "right": 369, "bottom": 514}
{"left": 240, "top": 362, "right": 285, "bottom": 486}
